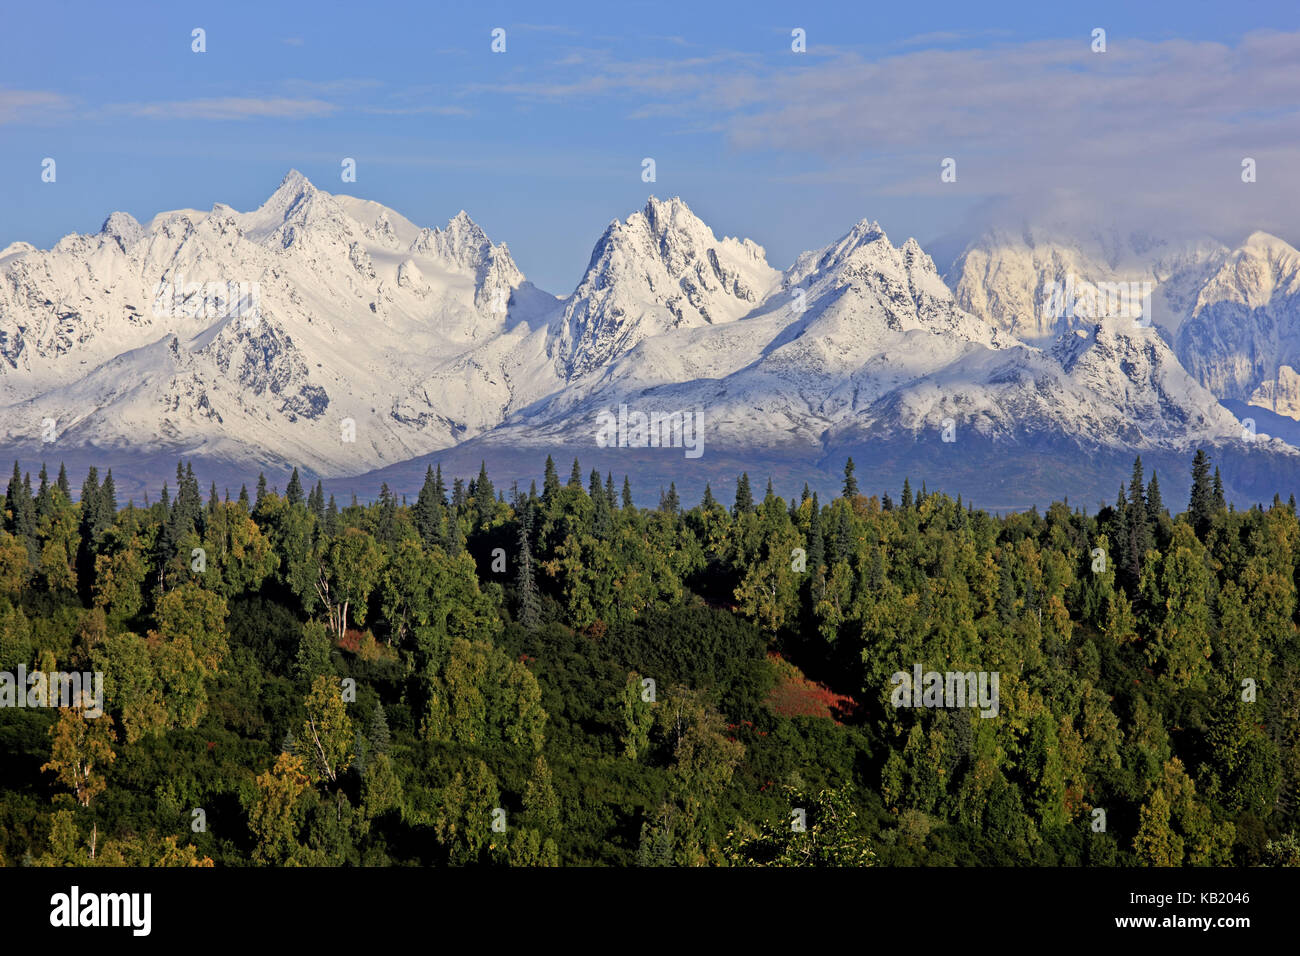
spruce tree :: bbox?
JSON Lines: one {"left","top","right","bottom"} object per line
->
{"left": 733, "top": 473, "right": 754, "bottom": 517}
{"left": 605, "top": 472, "right": 617, "bottom": 510}
{"left": 622, "top": 476, "right": 634, "bottom": 511}
{"left": 515, "top": 521, "right": 541, "bottom": 631}
{"left": 475, "top": 461, "right": 495, "bottom": 528}
{"left": 1188, "top": 449, "right": 1213, "bottom": 533}
{"left": 843, "top": 458, "right": 859, "bottom": 497}
{"left": 1146, "top": 470, "right": 1164, "bottom": 524}
{"left": 592, "top": 481, "right": 613, "bottom": 537}
{"left": 1212, "top": 467, "right": 1227, "bottom": 514}
{"left": 102, "top": 469, "right": 118, "bottom": 520}
{"left": 35, "top": 464, "right": 50, "bottom": 518}
{"left": 367, "top": 704, "right": 391, "bottom": 755}
{"left": 568, "top": 459, "right": 583, "bottom": 489}
{"left": 414, "top": 466, "right": 443, "bottom": 549}
{"left": 1125, "top": 457, "right": 1151, "bottom": 582}
{"left": 807, "top": 493, "right": 825, "bottom": 579}
{"left": 901, "top": 478, "right": 913, "bottom": 510}
{"left": 56, "top": 462, "right": 71, "bottom": 499}
{"left": 834, "top": 505, "right": 853, "bottom": 563}
{"left": 543, "top": 456, "right": 560, "bottom": 502}
{"left": 255, "top": 472, "right": 268, "bottom": 508}
{"left": 77, "top": 466, "right": 101, "bottom": 543}
{"left": 6, "top": 463, "right": 37, "bottom": 557}
{"left": 286, "top": 467, "right": 304, "bottom": 506}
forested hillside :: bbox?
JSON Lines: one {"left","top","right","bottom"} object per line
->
{"left": 0, "top": 451, "right": 1297, "bottom": 867}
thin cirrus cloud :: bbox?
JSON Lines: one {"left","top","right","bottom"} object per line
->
{"left": 714, "top": 31, "right": 1300, "bottom": 236}
{"left": 112, "top": 96, "right": 339, "bottom": 121}
{"left": 469, "top": 29, "right": 1300, "bottom": 238}
{"left": 0, "top": 88, "right": 75, "bottom": 125}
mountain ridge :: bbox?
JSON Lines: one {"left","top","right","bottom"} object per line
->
{"left": 1, "top": 171, "right": 1296, "bottom": 507}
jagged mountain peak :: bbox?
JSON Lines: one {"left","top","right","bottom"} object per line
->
{"left": 437, "top": 210, "right": 493, "bottom": 258}
{"left": 273, "top": 168, "right": 316, "bottom": 199}
{"left": 1241, "top": 230, "right": 1298, "bottom": 256}
{"left": 99, "top": 210, "right": 143, "bottom": 239}
{"left": 550, "top": 197, "right": 779, "bottom": 378}
{"left": 3, "top": 183, "right": 1297, "bottom": 498}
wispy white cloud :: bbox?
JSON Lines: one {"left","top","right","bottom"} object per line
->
{"left": 0, "top": 88, "right": 75, "bottom": 125}
{"left": 462, "top": 29, "right": 1300, "bottom": 237}
{"left": 114, "top": 97, "right": 338, "bottom": 120}
{"left": 362, "top": 105, "right": 472, "bottom": 117}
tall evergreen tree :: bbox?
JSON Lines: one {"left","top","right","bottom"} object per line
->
{"left": 1146, "top": 470, "right": 1164, "bottom": 524}
{"left": 701, "top": 483, "right": 718, "bottom": 512}
{"left": 255, "top": 472, "right": 268, "bottom": 508}
{"left": 414, "top": 466, "right": 443, "bottom": 549}
{"left": 56, "top": 462, "right": 71, "bottom": 499}
{"left": 102, "top": 469, "right": 117, "bottom": 520}
{"left": 309, "top": 481, "right": 325, "bottom": 522}
{"left": 622, "top": 476, "right": 634, "bottom": 511}
{"left": 286, "top": 467, "right": 304, "bottom": 506}
{"left": 1212, "top": 467, "right": 1227, "bottom": 514}
{"left": 1188, "top": 449, "right": 1213, "bottom": 533}
{"left": 833, "top": 504, "right": 853, "bottom": 563}
{"left": 77, "top": 467, "right": 102, "bottom": 540}
{"left": 807, "top": 493, "right": 825, "bottom": 577}
{"left": 1124, "top": 457, "right": 1152, "bottom": 583}
{"left": 514, "top": 522, "right": 541, "bottom": 631}
{"left": 475, "top": 461, "right": 496, "bottom": 528}
{"left": 6, "top": 462, "right": 37, "bottom": 552}
{"left": 543, "top": 456, "right": 560, "bottom": 502}
{"left": 733, "top": 473, "right": 754, "bottom": 517}
{"left": 35, "top": 464, "right": 54, "bottom": 521}
{"left": 367, "top": 704, "right": 391, "bottom": 755}
{"left": 901, "top": 478, "right": 913, "bottom": 510}
{"left": 843, "top": 458, "right": 859, "bottom": 497}
{"left": 568, "top": 459, "right": 583, "bottom": 489}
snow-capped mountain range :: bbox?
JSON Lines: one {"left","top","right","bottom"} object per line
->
{"left": 1, "top": 171, "right": 1296, "bottom": 506}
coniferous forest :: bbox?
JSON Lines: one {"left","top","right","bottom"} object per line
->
{"left": 1, "top": 450, "right": 1298, "bottom": 868}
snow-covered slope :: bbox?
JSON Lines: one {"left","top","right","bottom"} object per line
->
{"left": 948, "top": 227, "right": 1300, "bottom": 425}
{"left": 0, "top": 171, "right": 558, "bottom": 474}
{"left": 1, "top": 176, "right": 1294, "bottom": 501}
{"left": 1175, "top": 232, "right": 1300, "bottom": 418}
{"left": 946, "top": 227, "right": 1228, "bottom": 342}
{"left": 548, "top": 197, "right": 779, "bottom": 378}
{"left": 477, "top": 220, "right": 1270, "bottom": 463}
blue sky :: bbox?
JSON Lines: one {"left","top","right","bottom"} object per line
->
{"left": 2, "top": 0, "right": 1298, "bottom": 291}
